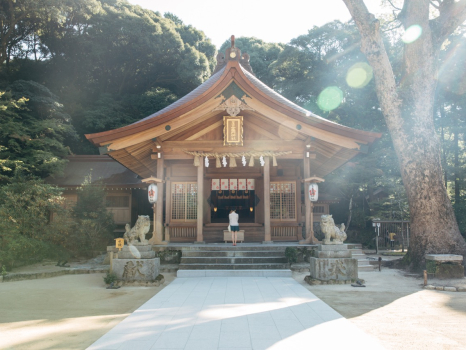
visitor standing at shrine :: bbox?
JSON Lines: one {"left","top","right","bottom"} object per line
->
{"left": 229, "top": 209, "right": 239, "bottom": 246}
{"left": 389, "top": 232, "right": 396, "bottom": 250}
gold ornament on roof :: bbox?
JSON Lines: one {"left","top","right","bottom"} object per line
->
{"left": 213, "top": 95, "right": 254, "bottom": 117}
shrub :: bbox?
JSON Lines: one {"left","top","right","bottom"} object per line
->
{"left": 103, "top": 271, "right": 117, "bottom": 285}
{"left": 72, "top": 173, "right": 114, "bottom": 255}
{"left": 285, "top": 247, "right": 298, "bottom": 264}
{"left": 0, "top": 177, "right": 71, "bottom": 268}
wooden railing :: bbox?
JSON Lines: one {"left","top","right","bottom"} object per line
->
{"left": 167, "top": 225, "right": 197, "bottom": 241}
{"left": 271, "top": 224, "right": 299, "bottom": 241}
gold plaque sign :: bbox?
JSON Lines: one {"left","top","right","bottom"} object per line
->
{"left": 223, "top": 116, "right": 243, "bottom": 146}
{"left": 115, "top": 238, "right": 124, "bottom": 251}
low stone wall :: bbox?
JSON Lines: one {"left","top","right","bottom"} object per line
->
{"left": 424, "top": 285, "right": 466, "bottom": 292}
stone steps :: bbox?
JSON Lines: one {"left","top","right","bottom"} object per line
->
{"left": 177, "top": 246, "right": 290, "bottom": 274}
{"left": 177, "top": 269, "right": 292, "bottom": 277}
{"left": 178, "top": 263, "right": 289, "bottom": 270}
{"left": 180, "top": 246, "right": 287, "bottom": 251}
{"left": 181, "top": 257, "right": 287, "bottom": 264}
{"left": 182, "top": 250, "right": 284, "bottom": 257}
{"left": 349, "top": 246, "right": 375, "bottom": 272}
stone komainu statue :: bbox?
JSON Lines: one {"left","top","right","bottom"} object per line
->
{"left": 320, "top": 215, "right": 347, "bottom": 245}
{"left": 124, "top": 215, "right": 151, "bottom": 245}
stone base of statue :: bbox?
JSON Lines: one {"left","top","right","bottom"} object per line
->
{"left": 117, "top": 244, "right": 155, "bottom": 259}
{"left": 309, "top": 245, "right": 358, "bottom": 282}
{"left": 112, "top": 245, "right": 160, "bottom": 282}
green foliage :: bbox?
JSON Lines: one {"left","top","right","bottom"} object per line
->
{"left": 103, "top": 271, "right": 117, "bottom": 284}
{"left": 72, "top": 173, "right": 115, "bottom": 254}
{"left": 0, "top": 0, "right": 101, "bottom": 65}
{"left": 297, "top": 247, "right": 311, "bottom": 262}
{"left": 1, "top": 266, "right": 7, "bottom": 276}
{"left": 0, "top": 81, "right": 75, "bottom": 182}
{"left": 0, "top": 177, "right": 72, "bottom": 268}
{"left": 285, "top": 247, "right": 298, "bottom": 264}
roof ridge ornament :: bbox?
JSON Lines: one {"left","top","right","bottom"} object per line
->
{"left": 211, "top": 34, "right": 255, "bottom": 76}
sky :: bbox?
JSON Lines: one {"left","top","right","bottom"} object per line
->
{"left": 127, "top": 0, "right": 386, "bottom": 49}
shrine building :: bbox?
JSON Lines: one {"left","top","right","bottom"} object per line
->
{"left": 85, "top": 37, "right": 381, "bottom": 244}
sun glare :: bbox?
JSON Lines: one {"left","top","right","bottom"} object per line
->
{"left": 317, "top": 86, "right": 343, "bottom": 111}
{"left": 402, "top": 25, "right": 423, "bottom": 44}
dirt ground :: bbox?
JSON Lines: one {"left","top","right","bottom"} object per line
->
{"left": 295, "top": 269, "right": 466, "bottom": 350}
{"left": 0, "top": 273, "right": 176, "bottom": 350}
{"left": 1, "top": 266, "right": 466, "bottom": 350}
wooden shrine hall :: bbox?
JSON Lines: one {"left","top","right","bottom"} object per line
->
{"left": 86, "top": 36, "right": 381, "bottom": 244}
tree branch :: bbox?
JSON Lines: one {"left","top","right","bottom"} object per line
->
{"left": 341, "top": 0, "right": 403, "bottom": 133}
{"left": 432, "top": 0, "right": 466, "bottom": 47}
{"left": 387, "top": 0, "right": 402, "bottom": 11}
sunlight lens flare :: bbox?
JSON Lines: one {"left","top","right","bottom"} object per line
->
{"left": 402, "top": 25, "right": 422, "bottom": 44}
{"left": 346, "top": 62, "right": 373, "bottom": 88}
{"left": 129, "top": 245, "right": 141, "bottom": 258}
{"left": 317, "top": 86, "right": 343, "bottom": 111}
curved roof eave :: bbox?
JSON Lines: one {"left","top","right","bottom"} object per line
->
{"left": 86, "top": 60, "right": 381, "bottom": 147}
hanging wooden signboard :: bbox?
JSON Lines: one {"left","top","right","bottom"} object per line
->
{"left": 223, "top": 116, "right": 243, "bottom": 146}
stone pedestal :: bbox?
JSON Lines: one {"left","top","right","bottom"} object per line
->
{"left": 309, "top": 245, "right": 358, "bottom": 281}
{"left": 117, "top": 245, "right": 155, "bottom": 259}
{"left": 425, "top": 254, "right": 464, "bottom": 279}
{"left": 112, "top": 245, "right": 160, "bottom": 282}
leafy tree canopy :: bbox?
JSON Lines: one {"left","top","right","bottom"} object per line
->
{"left": 0, "top": 80, "right": 75, "bottom": 182}
{"left": 219, "top": 37, "right": 284, "bottom": 87}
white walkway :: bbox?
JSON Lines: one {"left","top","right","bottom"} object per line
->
{"left": 88, "top": 277, "right": 384, "bottom": 350}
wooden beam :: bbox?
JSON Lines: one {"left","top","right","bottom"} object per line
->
{"left": 186, "top": 120, "right": 223, "bottom": 140}
{"left": 107, "top": 99, "right": 219, "bottom": 151}
{"left": 244, "top": 119, "right": 281, "bottom": 140}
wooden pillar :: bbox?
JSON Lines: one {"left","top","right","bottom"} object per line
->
{"left": 300, "top": 155, "right": 320, "bottom": 244}
{"left": 304, "top": 156, "right": 311, "bottom": 240}
{"left": 196, "top": 161, "right": 204, "bottom": 243}
{"left": 156, "top": 155, "right": 164, "bottom": 242}
{"left": 263, "top": 156, "right": 272, "bottom": 243}
{"left": 165, "top": 179, "right": 171, "bottom": 242}
{"left": 148, "top": 156, "right": 165, "bottom": 245}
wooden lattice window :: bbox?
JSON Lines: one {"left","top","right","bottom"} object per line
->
{"left": 313, "top": 205, "right": 325, "bottom": 213}
{"left": 270, "top": 182, "right": 296, "bottom": 221}
{"left": 171, "top": 182, "right": 197, "bottom": 221}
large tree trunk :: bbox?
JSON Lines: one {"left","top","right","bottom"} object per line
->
{"left": 343, "top": 0, "right": 466, "bottom": 269}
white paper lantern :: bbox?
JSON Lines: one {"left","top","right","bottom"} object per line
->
{"left": 148, "top": 183, "right": 158, "bottom": 204}
{"left": 308, "top": 183, "right": 318, "bottom": 202}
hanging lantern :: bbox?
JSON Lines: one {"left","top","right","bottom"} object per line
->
{"left": 308, "top": 183, "right": 318, "bottom": 202}
{"left": 148, "top": 183, "right": 158, "bottom": 204}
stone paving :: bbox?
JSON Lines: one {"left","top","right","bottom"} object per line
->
{"left": 87, "top": 277, "right": 384, "bottom": 350}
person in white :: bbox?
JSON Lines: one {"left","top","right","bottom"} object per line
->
{"left": 229, "top": 209, "right": 239, "bottom": 246}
